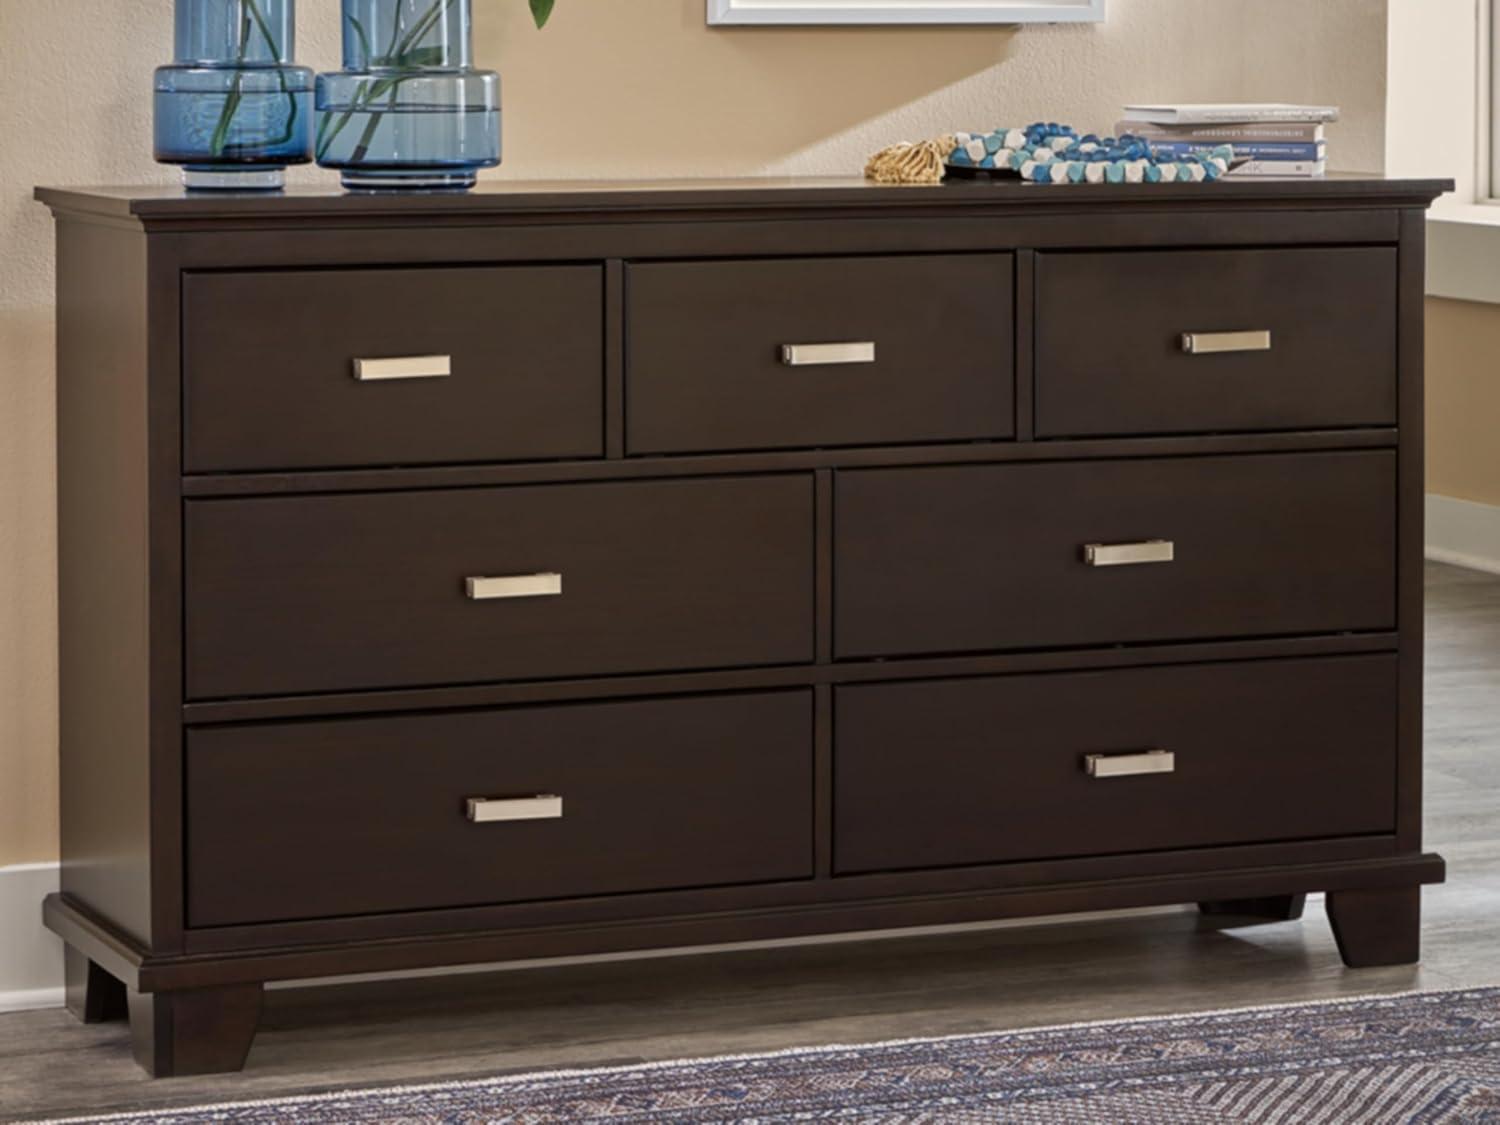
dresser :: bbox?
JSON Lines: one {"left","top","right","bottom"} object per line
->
{"left": 38, "top": 175, "right": 1451, "bottom": 1076}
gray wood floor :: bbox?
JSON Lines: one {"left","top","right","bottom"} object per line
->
{"left": 4, "top": 561, "right": 1498, "bottom": 1121}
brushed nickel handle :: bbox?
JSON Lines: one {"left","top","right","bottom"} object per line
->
{"left": 1180, "top": 330, "right": 1271, "bottom": 355}
{"left": 1083, "top": 540, "right": 1175, "bottom": 567}
{"left": 353, "top": 355, "right": 452, "bottom": 381}
{"left": 466, "top": 795, "right": 563, "bottom": 823}
{"left": 465, "top": 573, "right": 563, "bottom": 600}
{"left": 780, "top": 342, "right": 876, "bottom": 367}
{"left": 1085, "top": 750, "right": 1175, "bottom": 779}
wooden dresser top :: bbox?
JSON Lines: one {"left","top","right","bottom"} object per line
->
{"left": 36, "top": 174, "right": 1453, "bottom": 226}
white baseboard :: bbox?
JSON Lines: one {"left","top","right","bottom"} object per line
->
{"left": 0, "top": 862, "right": 64, "bottom": 1012}
{"left": 1427, "top": 494, "right": 1500, "bottom": 575}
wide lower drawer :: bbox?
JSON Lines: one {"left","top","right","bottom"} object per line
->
{"left": 626, "top": 254, "right": 1014, "bottom": 454}
{"left": 186, "top": 691, "right": 814, "bottom": 927}
{"left": 185, "top": 475, "right": 814, "bottom": 699}
{"left": 183, "top": 266, "right": 603, "bottom": 472}
{"left": 834, "top": 656, "right": 1397, "bottom": 875}
{"left": 834, "top": 451, "right": 1395, "bottom": 659}
{"left": 1035, "top": 247, "right": 1397, "bottom": 437}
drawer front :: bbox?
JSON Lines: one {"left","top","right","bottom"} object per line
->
{"left": 187, "top": 691, "right": 814, "bottom": 927}
{"left": 1035, "top": 248, "right": 1396, "bottom": 437}
{"left": 626, "top": 255, "right": 1014, "bottom": 454}
{"left": 835, "top": 656, "right": 1396, "bottom": 875}
{"left": 184, "top": 266, "right": 603, "bottom": 472}
{"left": 186, "top": 475, "right": 813, "bottom": 699}
{"left": 834, "top": 452, "right": 1394, "bottom": 659}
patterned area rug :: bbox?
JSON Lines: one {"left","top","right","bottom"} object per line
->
{"left": 41, "top": 988, "right": 1500, "bottom": 1123}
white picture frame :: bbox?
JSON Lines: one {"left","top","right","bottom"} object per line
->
{"left": 708, "top": 0, "right": 1104, "bottom": 25}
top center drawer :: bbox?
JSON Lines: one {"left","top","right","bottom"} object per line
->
{"left": 625, "top": 255, "right": 1015, "bottom": 455}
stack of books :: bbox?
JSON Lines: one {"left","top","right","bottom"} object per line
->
{"left": 1115, "top": 104, "right": 1338, "bottom": 178}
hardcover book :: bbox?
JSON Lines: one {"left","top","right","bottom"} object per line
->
{"left": 1122, "top": 103, "right": 1340, "bottom": 125}
{"left": 1148, "top": 140, "right": 1326, "bottom": 161}
{"left": 1116, "top": 120, "right": 1326, "bottom": 143}
{"left": 1229, "top": 158, "right": 1328, "bottom": 178}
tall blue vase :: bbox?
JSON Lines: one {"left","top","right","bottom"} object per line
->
{"left": 316, "top": 0, "right": 501, "bottom": 192}
{"left": 154, "top": 0, "right": 314, "bottom": 190}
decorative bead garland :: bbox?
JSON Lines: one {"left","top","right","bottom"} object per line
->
{"left": 947, "top": 122, "right": 1234, "bottom": 184}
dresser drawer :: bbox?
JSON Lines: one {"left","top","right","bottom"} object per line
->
{"left": 187, "top": 690, "right": 813, "bottom": 927}
{"left": 834, "top": 451, "right": 1394, "bottom": 659}
{"left": 835, "top": 656, "right": 1396, "bottom": 875}
{"left": 186, "top": 475, "right": 813, "bottom": 699}
{"left": 183, "top": 266, "right": 603, "bottom": 472}
{"left": 1035, "top": 248, "right": 1396, "bottom": 437}
{"left": 626, "top": 255, "right": 1014, "bottom": 454}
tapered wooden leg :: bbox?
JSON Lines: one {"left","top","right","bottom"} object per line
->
{"left": 1198, "top": 894, "right": 1308, "bottom": 923}
{"left": 64, "top": 946, "right": 128, "bottom": 1024}
{"left": 1327, "top": 885, "right": 1422, "bottom": 968}
{"left": 128, "top": 983, "right": 264, "bottom": 1077}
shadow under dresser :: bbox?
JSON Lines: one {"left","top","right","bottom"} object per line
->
{"left": 36, "top": 174, "right": 1451, "bottom": 1075}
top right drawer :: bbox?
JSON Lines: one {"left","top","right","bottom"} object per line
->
{"left": 1034, "top": 247, "right": 1396, "bottom": 438}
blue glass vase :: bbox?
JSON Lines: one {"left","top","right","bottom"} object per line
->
{"left": 316, "top": 0, "right": 501, "bottom": 192}
{"left": 154, "top": 0, "right": 314, "bottom": 190}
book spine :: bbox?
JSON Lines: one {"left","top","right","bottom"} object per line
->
{"left": 1116, "top": 121, "right": 1324, "bottom": 143}
{"left": 1150, "top": 140, "right": 1326, "bottom": 160}
{"left": 1229, "top": 159, "right": 1328, "bottom": 177}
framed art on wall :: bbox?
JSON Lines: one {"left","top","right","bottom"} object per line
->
{"left": 707, "top": 0, "right": 1104, "bottom": 25}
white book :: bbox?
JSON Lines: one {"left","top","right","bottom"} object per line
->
{"left": 1122, "top": 103, "right": 1340, "bottom": 126}
{"left": 1229, "top": 158, "right": 1328, "bottom": 178}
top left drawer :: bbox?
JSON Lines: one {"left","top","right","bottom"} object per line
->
{"left": 183, "top": 266, "right": 604, "bottom": 473}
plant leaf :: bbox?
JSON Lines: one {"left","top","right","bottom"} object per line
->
{"left": 348, "top": 15, "right": 373, "bottom": 66}
{"left": 529, "top": 0, "right": 556, "bottom": 29}
{"left": 399, "top": 45, "right": 449, "bottom": 67}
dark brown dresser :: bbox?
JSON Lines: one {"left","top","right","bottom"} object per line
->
{"left": 37, "top": 175, "right": 1451, "bottom": 1076}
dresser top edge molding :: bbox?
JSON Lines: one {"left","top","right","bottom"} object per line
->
{"left": 34, "top": 174, "right": 1454, "bottom": 228}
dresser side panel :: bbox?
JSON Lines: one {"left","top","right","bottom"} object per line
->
{"left": 1396, "top": 208, "right": 1427, "bottom": 853}
{"left": 54, "top": 219, "right": 156, "bottom": 946}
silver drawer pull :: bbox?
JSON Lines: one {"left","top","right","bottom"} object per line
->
{"left": 466, "top": 795, "right": 563, "bottom": 823}
{"left": 353, "top": 355, "right": 452, "bottom": 381}
{"left": 1083, "top": 540, "right": 1175, "bottom": 567}
{"left": 1085, "top": 750, "right": 1176, "bottom": 779}
{"left": 1180, "top": 330, "right": 1271, "bottom": 355}
{"left": 780, "top": 342, "right": 876, "bottom": 367}
{"left": 465, "top": 573, "right": 563, "bottom": 600}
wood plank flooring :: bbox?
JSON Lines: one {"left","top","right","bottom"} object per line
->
{"left": 3, "top": 561, "right": 1497, "bottom": 1121}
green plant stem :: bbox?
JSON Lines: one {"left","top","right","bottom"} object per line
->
{"left": 318, "top": 0, "right": 459, "bottom": 162}
{"left": 243, "top": 0, "right": 299, "bottom": 148}
{"left": 207, "top": 0, "right": 297, "bottom": 160}
{"left": 350, "top": 83, "right": 402, "bottom": 163}
{"left": 207, "top": 6, "right": 254, "bottom": 158}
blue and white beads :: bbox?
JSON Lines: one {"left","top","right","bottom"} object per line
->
{"left": 946, "top": 123, "right": 1234, "bottom": 185}
{"left": 948, "top": 122, "right": 1078, "bottom": 173}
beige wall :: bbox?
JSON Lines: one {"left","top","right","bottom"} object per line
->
{"left": 1427, "top": 298, "right": 1500, "bottom": 508}
{"left": 0, "top": 0, "right": 1389, "bottom": 867}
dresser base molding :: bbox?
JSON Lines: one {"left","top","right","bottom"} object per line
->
{"left": 48, "top": 852, "right": 1444, "bottom": 1067}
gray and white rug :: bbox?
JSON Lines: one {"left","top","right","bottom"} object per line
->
{"left": 39, "top": 987, "right": 1500, "bottom": 1123}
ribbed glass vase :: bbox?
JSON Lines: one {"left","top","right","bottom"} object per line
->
{"left": 316, "top": 0, "right": 501, "bottom": 192}
{"left": 154, "top": 0, "right": 314, "bottom": 190}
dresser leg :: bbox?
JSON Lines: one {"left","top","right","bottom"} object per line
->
{"left": 64, "top": 946, "right": 128, "bottom": 1024}
{"left": 1326, "top": 886, "right": 1422, "bottom": 968}
{"left": 128, "top": 983, "right": 264, "bottom": 1077}
{"left": 1197, "top": 894, "right": 1307, "bottom": 923}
